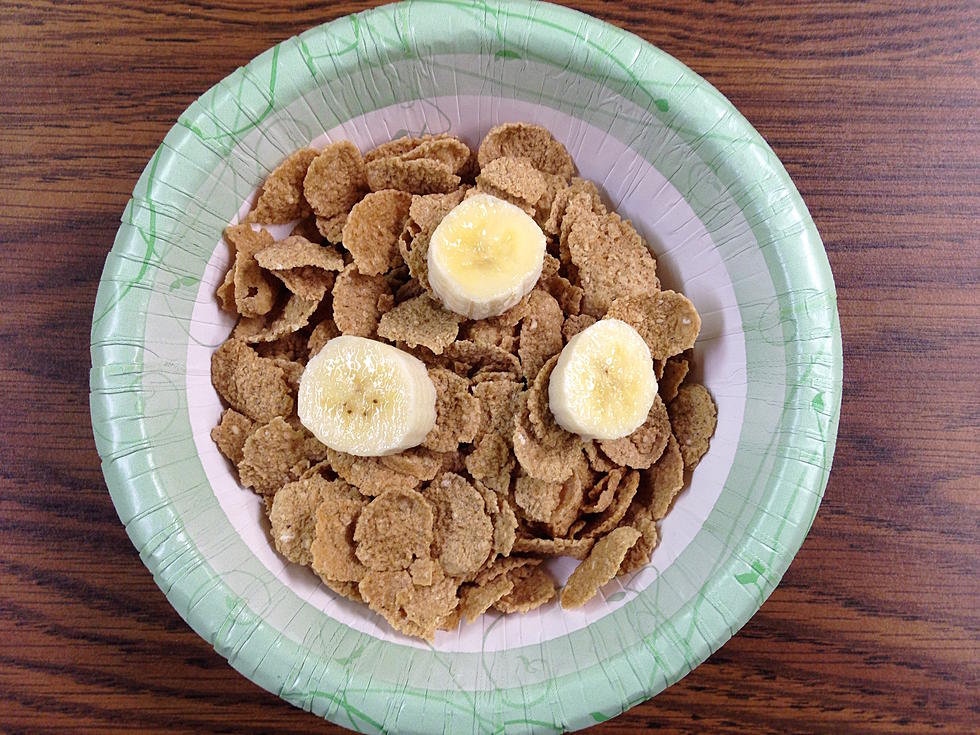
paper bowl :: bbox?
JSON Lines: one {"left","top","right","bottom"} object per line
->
{"left": 90, "top": 1, "right": 842, "bottom": 731}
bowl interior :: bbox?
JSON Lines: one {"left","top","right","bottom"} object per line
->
{"left": 91, "top": 2, "right": 840, "bottom": 732}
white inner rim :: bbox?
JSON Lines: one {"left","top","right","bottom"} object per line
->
{"left": 185, "top": 97, "right": 748, "bottom": 653}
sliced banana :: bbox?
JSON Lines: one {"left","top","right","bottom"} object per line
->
{"left": 548, "top": 319, "right": 657, "bottom": 441}
{"left": 427, "top": 193, "right": 546, "bottom": 319}
{"left": 298, "top": 335, "right": 436, "bottom": 456}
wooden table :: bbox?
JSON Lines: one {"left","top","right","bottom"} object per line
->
{"left": 2, "top": 1, "right": 977, "bottom": 732}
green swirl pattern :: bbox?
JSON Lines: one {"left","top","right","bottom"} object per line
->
{"left": 90, "top": 1, "right": 841, "bottom": 732}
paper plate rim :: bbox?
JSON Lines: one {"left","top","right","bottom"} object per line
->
{"left": 90, "top": 1, "right": 842, "bottom": 731}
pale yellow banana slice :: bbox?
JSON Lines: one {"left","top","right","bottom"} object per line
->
{"left": 427, "top": 193, "right": 546, "bottom": 319}
{"left": 298, "top": 335, "right": 436, "bottom": 456}
{"left": 548, "top": 319, "right": 657, "bottom": 441}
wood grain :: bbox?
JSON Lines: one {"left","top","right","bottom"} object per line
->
{"left": 1, "top": 1, "right": 978, "bottom": 732}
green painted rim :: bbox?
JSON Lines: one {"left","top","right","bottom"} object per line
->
{"left": 90, "top": 1, "right": 842, "bottom": 732}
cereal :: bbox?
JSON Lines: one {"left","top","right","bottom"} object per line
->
{"left": 423, "top": 368, "right": 481, "bottom": 452}
{"left": 239, "top": 292, "right": 321, "bottom": 344}
{"left": 560, "top": 526, "right": 641, "bottom": 609}
{"left": 579, "top": 469, "right": 640, "bottom": 538}
{"left": 210, "top": 408, "right": 255, "bottom": 466}
{"left": 327, "top": 448, "right": 420, "bottom": 496}
{"left": 643, "top": 434, "right": 685, "bottom": 520}
{"left": 246, "top": 148, "right": 318, "bottom": 224}
{"left": 513, "top": 473, "right": 563, "bottom": 524}
{"left": 668, "top": 383, "right": 717, "bottom": 468}
{"left": 303, "top": 141, "right": 367, "bottom": 220}
{"left": 211, "top": 339, "right": 293, "bottom": 423}
{"left": 290, "top": 216, "right": 323, "bottom": 244}
{"left": 316, "top": 212, "right": 348, "bottom": 243}
{"left": 459, "top": 574, "right": 514, "bottom": 623}
{"left": 309, "top": 478, "right": 369, "bottom": 583}
{"left": 599, "top": 395, "right": 671, "bottom": 469}
{"left": 353, "top": 487, "right": 434, "bottom": 571}
{"left": 518, "top": 289, "right": 564, "bottom": 380}
{"left": 513, "top": 392, "right": 583, "bottom": 483}
{"left": 366, "top": 157, "right": 461, "bottom": 195}
{"left": 659, "top": 356, "right": 689, "bottom": 403}
{"left": 225, "top": 224, "right": 279, "bottom": 317}
{"left": 476, "top": 156, "right": 548, "bottom": 210}
{"left": 307, "top": 318, "right": 340, "bottom": 357}
{"left": 426, "top": 473, "right": 493, "bottom": 576}
{"left": 209, "top": 124, "right": 715, "bottom": 639}
{"left": 331, "top": 264, "right": 394, "bottom": 338}
{"left": 478, "top": 123, "right": 575, "bottom": 180}
{"left": 512, "top": 535, "right": 595, "bottom": 560}
{"left": 562, "top": 313, "right": 596, "bottom": 341}
{"left": 239, "top": 416, "right": 324, "bottom": 497}
{"left": 494, "top": 566, "right": 557, "bottom": 614}
{"left": 342, "top": 189, "right": 413, "bottom": 276}
{"left": 269, "top": 475, "right": 322, "bottom": 565}
{"left": 377, "top": 293, "right": 462, "bottom": 354}
{"left": 605, "top": 290, "right": 701, "bottom": 360}
{"left": 254, "top": 235, "right": 345, "bottom": 272}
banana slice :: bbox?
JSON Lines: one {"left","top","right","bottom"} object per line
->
{"left": 427, "top": 193, "right": 546, "bottom": 319}
{"left": 548, "top": 319, "right": 657, "bottom": 441}
{"left": 298, "top": 335, "right": 436, "bottom": 456}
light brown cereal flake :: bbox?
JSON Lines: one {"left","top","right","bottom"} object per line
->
{"left": 599, "top": 395, "right": 671, "bottom": 470}
{"left": 513, "top": 473, "right": 562, "bottom": 524}
{"left": 225, "top": 224, "right": 279, "bottom": 317}
{"left": 408, "top": 556, "right": 438, "bottom": 587}
{"left": 513, "top": 393, "right": 583, "bottom": 483}
{"left": 316, "top": 212, "right": 348, "bottom": 243}
{"left": 668, "top": 383, "right": 717, "bottom": 469}
{"left": 366, "top": 156, "right": 461, "bottom": 195}
{"left": 210, "top": 408, "right": 255, "bottom": 466}
{"left": 545, "top": 464, "right": 587, "bottom": 538}
{"left": 512, "top": 535, "right": 595, "bottom": 560}
{"left": 377, "top": 293, "right": 462, "bottom": 354}
{"left": 216, "top": 267, "right": 236, "bottom": 313}
{"left": 246, "top": 148, "right": 318, "bottom": 224}
{"left": 303, "top": 141, "right": 367, "bottom": 220}
{"left": 579, "top": 470, "right": 640, "bottom": 539}
{"left": 462, "top": 318, "right": 516, "bottom": 352}
{"left": 642, "top": 433, "right": 685, "bottom": 520}
{"left": 240, "top": 292, "right": 321, "bottom": 344}
{"left": 422, "top": 368, "right": 481, "bottom": 452}
{"left": 307, "top": 318, "right": 340, "bottom": 357}
{"left": 238, "top": 416, "right": 310, "bottom": 496}
{"left": 323, "top": 578, "right": 363, "bottom": 602}
{"left": 583, "top": 440, "right": 617, "bottom": 473}
{"left": 255, "top": 236, "right": 344, "bottom": 273}
{"left": 473, "top": 555, "right": 539, "bottom": 587}
{"left": 269, "top": 475, "right": 323, "bottom": 566}
{"left": 543, "top": 177, "right": 605, "bottom": 236}
{"left": 561, "top": 313, "right": 597, "bottom": 341}
{"left": 618, "top": 512, "right": 659, "bottom": 577}
{"left": 526, "top": 354, "right": 562, "bottom": 442}
{"left": 476, "top": 156, "right": 548, "bottom": 208}
{"left": 518, "top": 289, "right": 564, "bottom": 380}
{"left": 659, "top": 356, "right": 689, "bottom": 403}
{"left": 605, "top": 290, "right": 701, "bottom": 360}
{"left": 464, "top": 432, "right": 515, "bottom": 492}
{"left": 272, "top": 358, "right": 303, "bottom": 396}
{"left": 290, "top": 216, "right": 323, "bottom": 244}
{"left": 353, "top": 487, "right": 434, "bottom": 571}
{"left": 341, "top": 189, "right": 413, "bottom": 275}
{"left": 582, "top": 469, "right": 622, "bottom": 514}
{"left": 541, "top": 273, "right": 584, "bottom": 316}
{"left": 494, "top": 566, "right": 557, "bottom": 614}
{"left": 358, "top": 569, "right": 458, "bottom": 641}
{"left": 306, "top": 476, "right": 367, "bottom": 584}
{"left": 560, "top": 526, "right": 641, "bottom": 608}
{"left": 254, "top": 331, "right": 309, "bottom": 362}
{"left": 444, "top": 340, "right": 521, "bottom": 379}
{"left": 563, "top": 201, "right": 660, "bottom": 317}
{"left": 459, "top": 573, "right": 514, "bottom": 624}
{"left": 379, "top": 446, "right": 445, "bottom": 482}
{"left": 365, "top": 136, "right": 428, "bottom": 163}
{"left": 211, "top": 338, "right": 293, "bottom": 423}
{"left": 477, "top": 123, "right": 575, "bottom": 180}
{"left": 331, "top": 264, "right": 393, "bottom": 338}
{"left": 326, "top": 448, "right": 420, "bottom": 496}
{"left": 401, "top": 136, "right": 472, "bottom": 173}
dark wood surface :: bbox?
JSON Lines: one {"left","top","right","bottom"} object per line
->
{"left": 2, "top": 1, "right": 978, "bottom": 732}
